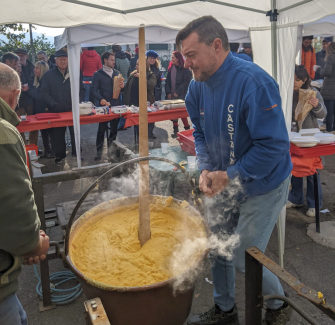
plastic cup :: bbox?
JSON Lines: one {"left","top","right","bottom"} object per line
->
{"left": 187, "top": 156, "right": 196, "bottom": 169}
{"left": 161, "top": 143, "right": 168, "bottom": 154}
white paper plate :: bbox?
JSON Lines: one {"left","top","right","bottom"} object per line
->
{"left": 314, "top": 133, "right": 335, "bottom": 139}
{"left": 299, "top": 128, "right": 321, "bottom": 136}
{"left": 291, "top": 140, "right": 319, "bottom": 147}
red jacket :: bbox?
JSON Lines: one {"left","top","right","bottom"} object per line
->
{"left": 80, "top": 50, "right": 102, "bottom": 77}
{"left": 301, "top": 47, "right": 316, "bottom": 79}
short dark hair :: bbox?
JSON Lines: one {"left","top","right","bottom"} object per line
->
{"left": 101, "top": 52, "right": 114, "bottom": 64}
{"left": 2, "top": 52, "right": 19, "bottom": 63}
{"left": 229, "top": 43, "right": 239, "bottom": 53}
{"left": 303, "top": 35, "right": 313, "bottom": 41}
{"left": 295, "top": 65, "right": 311, "bottom": 89}
{"left": 37, "top": 50, "right": 47, "bottom": 57}
{"left": 176, "top": 16, "right": 229, "bottom": 51}
{"left": 87, "top": 47, "right": 94, "bottom": 50}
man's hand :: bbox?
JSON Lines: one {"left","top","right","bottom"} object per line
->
{"left": 100, "top": 99, "right": 110, "bottom": 106}
{"left": 313, "top": 65, "right": 321, "bottom": 72}
{"left": 199, "top": 169, "right": 213, "bottom": 197}
{"left": 23, "top": 230, "right": 50, "bottom": 265}
{"left": 167, "top": 93, "right": 172, "bottom": 99}
{"left": 134, "top": 72, "right": 139, "bottom": 78}
{"left": 206, "top": 171, "right": 230, "bottom": 198}
{"left": 173, "top": 93, "right": 178, "bottom": 98}
{"left": 118, "top": 80, "right": 125, "bottom": 89}
{"left": 309, "top": 98, "right": 319, "bottom": 108}
{"left": 21, "top": 85, "right": 29, "bottom": 92}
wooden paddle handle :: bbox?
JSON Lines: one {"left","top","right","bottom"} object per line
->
{"left": 138, "top": 25, "right": 151, "bottom": 246}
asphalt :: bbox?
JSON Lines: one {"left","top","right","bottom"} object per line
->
{"left": 15, "top": 121, "right": 335, "bottom": 325}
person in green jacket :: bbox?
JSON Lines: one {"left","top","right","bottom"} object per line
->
{"left": 0, "top": 63, "right": 49, "bottom": 325}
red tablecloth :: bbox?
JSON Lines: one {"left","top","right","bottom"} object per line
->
{"left": 124, "top": 108, "right": 189, "bottom": 128}
{"left": 17, "top": 111, "right": 127, "bottom": 133}
{"left": 17, "top": 108, "right": 189, "bottom": 132}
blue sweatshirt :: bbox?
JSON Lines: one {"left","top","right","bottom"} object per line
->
{"left": 231, "top": 52, "right": 252, "bottom": 62}
{"left": 185, "top": 53, "right": 292, "bottom": 197}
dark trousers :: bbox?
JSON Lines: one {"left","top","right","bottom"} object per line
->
{"left": 288, "top": 174, "right": 322, "bottom": 209}
{"left": 324, "top": 100, "right": 335, "bottom": 132}
{"left": 41, "top": 129, "right": 52, "bottom": 154}
{"left": 51, "top": 126, "right": 76, "bottom": 159}
{"left": 96, "top": 119, "right": 119, "bottom": 158}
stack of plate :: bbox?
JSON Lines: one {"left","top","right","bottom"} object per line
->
{"left": 299, "top": 128, "right": 321, "bottom": 136}
{"left": 315, "top": 133, "right": 335, "bottom": 144}
{"left": 291, "top": 136, "right": 320, "bottom": 147}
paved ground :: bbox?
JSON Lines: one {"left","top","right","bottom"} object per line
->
{"left": 16, "top": 121, "right": 335, "bottom": 325}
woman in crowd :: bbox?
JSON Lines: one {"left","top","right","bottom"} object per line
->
{"left": 165, "top": 51, "right": 192, "bottom": 138}
{"left": 123, "top": 59, "right": 157, "bottom": 139}
{"left": 287, "top": 65, "right": 327, "bottom": 217}
{"left": 24, "top": 61, "right": 53, "bottom": 157}
{"left": 146, "top": 50, "right": 162, "bottom": 101}
{"left": 315, "top": 42, "right": 335, "bottom": 132}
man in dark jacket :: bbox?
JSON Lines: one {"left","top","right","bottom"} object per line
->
{"left": 41, "top": 50, "right": 85, "bottom": 163}
{"left": 315, "top": 37, "right": 332, "bottom": 80}
{"left": 91, "top": 52, "right": 124, "bottom": 161}
{"left": 129, "top": 47, "right": 139, "bottom": 75}
{"left": 37, "top": 50, "right": 56, "bottom": 69}
{"left": 15, "top": 48, "right": 34, "bottom": 116}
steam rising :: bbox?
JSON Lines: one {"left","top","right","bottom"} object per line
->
{"left": 169, "top": 176, "right": 243, "bottom": 294}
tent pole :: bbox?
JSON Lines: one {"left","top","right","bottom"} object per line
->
{"left": 271, "top": 0, "right": 278, "bottom": 81}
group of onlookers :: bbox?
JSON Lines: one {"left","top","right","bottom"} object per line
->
{"left": 1, "top": 48, "right": 85, "bottom": 163}
{"left": 287, "top": 36, "right": 335, "bottom": 218}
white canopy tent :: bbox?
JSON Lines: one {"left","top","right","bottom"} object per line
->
{"left": 2, "top": 0, "right": 335, "bottom": 266}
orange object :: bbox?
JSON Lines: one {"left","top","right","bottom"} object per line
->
{"left": 291, "top": 155, "right": 323, "bottom": 177}
{"left": 301, "top": 47, "right": 316, "bottom": 79}
{"left": 25, "top": 144, "right": 38, "bottom": 174}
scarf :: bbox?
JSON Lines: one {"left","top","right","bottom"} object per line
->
{"left": 303, "top": 45, "right": 313, "bottom": 53}
{"left": 103, "top": 65, "right": 113, "bottom": 78}
{"left": 58, "top": 68, "right": 70, "bottom": 83}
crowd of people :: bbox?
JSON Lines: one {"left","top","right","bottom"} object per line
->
{"left": 286, "top": 35, "right": 335, "bottom": 218}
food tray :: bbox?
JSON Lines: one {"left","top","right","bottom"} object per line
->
{"left": 290, "top": 143, "right": 335, "bottom": 158}
{"left": 177, "top": 129, "right": 194, "bottom": 147}
{"left": 35, "top": 113, "right": 61, "bottom": 120}
{"left": 180, "top": 143, "right": 196, "bottom": 156}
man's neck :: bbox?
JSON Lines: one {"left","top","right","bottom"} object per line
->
{"left": 212, "top": 51, "right": 229, "bottom": 75}
{"left": 58, "top": 68, "right": 67, "bottom": 74}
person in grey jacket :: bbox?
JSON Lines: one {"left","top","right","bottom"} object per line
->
{"left": 287, "top": 65, "right": 327, "bottom": 218}
{"left": 315, "top": 43, "right": 335, "bottom": 132}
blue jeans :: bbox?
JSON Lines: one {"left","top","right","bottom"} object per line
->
{"left": 288, "top": 174, "right": 322, "bottom": 209}
{"left": 206, "top": 176, "right": 290, "bottom": 312}
{"left": 83, "top": 76, "right": 93, "bottom": 102}
{"left": 0, "top": 293, "right": 28, "bottom": 325}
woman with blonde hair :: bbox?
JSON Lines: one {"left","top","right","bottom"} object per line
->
{"left": 315, "top": 42, "right": 335, "bottom": 132}
{"left": 23, "top": 60, "right": 53, "bottom": 157}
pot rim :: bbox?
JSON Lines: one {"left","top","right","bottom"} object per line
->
{"left": 67, "top": 195, "right": 209, "bottom": 292}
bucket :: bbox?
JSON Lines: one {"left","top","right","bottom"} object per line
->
{"left": 63, "top": 157, "right": 208, "bottom": 325}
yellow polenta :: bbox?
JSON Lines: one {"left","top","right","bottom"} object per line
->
{"left": 69, "top": 198, "right": 207, "bottom": 287}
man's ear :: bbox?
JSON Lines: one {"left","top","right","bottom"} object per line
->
{"left": 8, "top": 89, "right": 21, "bottom": 110}
{"left": 213, "top": 38, "right": 223, "bottom": 53}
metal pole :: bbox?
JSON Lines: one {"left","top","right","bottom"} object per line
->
{"left": 271, "top": 0, "right": 277, "bottom": 81}
{"left": 245, "top": 250, "right": 263, "bottom": 325}
{"left": 313, "top": 173, "right": 320, "bottom": 233}
{"left": 29, "top": 24, "right": 35, "bottom": 64}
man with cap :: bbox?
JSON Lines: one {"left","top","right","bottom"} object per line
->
{"left": 241, "top": 43, "right": 253, "bottom": 61}
{"left": 301, "top": 35, "right": 316, "bottom": 79}
{"left": 315, "top": 37, "right": 333, "bottom": 80}
{"left": 41, "top": 49, "right": 85, "bottom": 163}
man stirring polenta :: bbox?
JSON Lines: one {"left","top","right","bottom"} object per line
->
{"left": 177, "top": 16, "right": 292, "bottom": 325}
